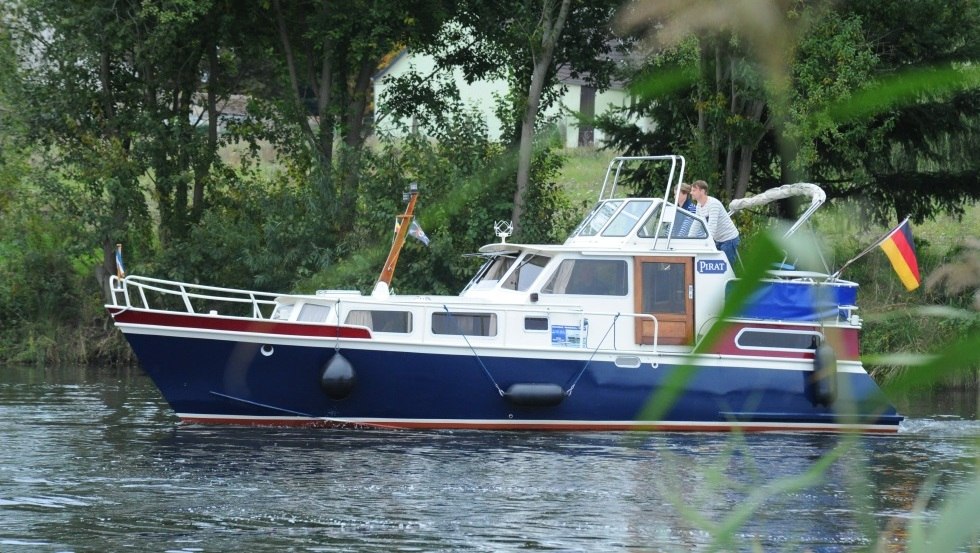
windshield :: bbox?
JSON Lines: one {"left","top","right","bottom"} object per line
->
{"left": 464, "top": 254, "right": 518, "bottom": 291}
{"left": 572, "top": 200, "right": 623, "bottom": 237}
{"left": 501, "top": 254, "right": 551, "bottom": 291}
{"left": 602, "top": 200, "right": 653, "bottom": 236}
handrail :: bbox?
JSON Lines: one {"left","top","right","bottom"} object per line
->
{"left": 593, "top": 155, "right": 687, "bottom": 252}
{"left": 109, "top": 275, "right": 664, "bottom": 352}
{"left": 108, "top": 275, "right": 280, "bottom": 317}
{"left": 332, "top": 298, "right": 661, "bottom": 353}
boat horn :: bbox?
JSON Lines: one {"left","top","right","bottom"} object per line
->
{"left": 320, "top": 352, "right": 356, "bottom": 400}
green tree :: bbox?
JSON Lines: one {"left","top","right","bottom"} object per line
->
{"left": 602, "top": 0, "right": 980, "bottom": 222}
{"left": 230, "top": 0, "right": 458, "bottom": 237}
{"left": 5, "top": 0, "right": 245, "bottom": 296}
{"left": 828, "top": 0, "right": 980, "bottom": 223}
{"left": 380, "top": 0, "right": 625, "bottom": 237}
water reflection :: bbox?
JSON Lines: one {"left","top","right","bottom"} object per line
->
{"left": 0, "top": 365, "right": 977, "bottom": 552}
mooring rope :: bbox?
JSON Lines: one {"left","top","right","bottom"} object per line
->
{"left": 563, "top": 313, "right": 620, "bottom": 396}
{"left": 209, "top": 391, "right": 399, "bottom": 430}
{"left": 441, "top": 305, "right": 506, "bottom": 397}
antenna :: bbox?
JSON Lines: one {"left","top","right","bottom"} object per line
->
{"left": 494, "top": 220, "right": 513, "bottom": 243}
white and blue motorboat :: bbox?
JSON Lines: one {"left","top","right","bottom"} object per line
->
{"left": 106, "top": 155, "right": 903, "bottom": 432}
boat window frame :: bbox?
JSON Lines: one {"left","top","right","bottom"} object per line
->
{"left": 345, "top": 310, "right": 414, "bottom": 334}
{"left": 638, "top": 204, "right": 708, "bottom": 239}
{"left": 501, "top": 254, "right": 552, "bottom": 292}
{"left": 297, "top": 302, "right": 332, "bottom": 323}
{"left": 462, "top": 253, "right": 520, "bottom": 292}
{"left": 540, "top": 258, "right": 629, "bottom": 296}
{"left": 431, "top": 311, "right": 498, "bottom": 337}
{"left": 734, "top": 328, "right": 823, "bottom": 352}
{"left": 524, "top": 316, "right": 549, "bottom": 331}
{"left": 601, "top": 199, "right": 654, "bottom": 237}
{"left": 572, "top": 199, "right": 624, "bottom": 237}
{"left": 271, "top": 303, "right": 294, "bottom": 321}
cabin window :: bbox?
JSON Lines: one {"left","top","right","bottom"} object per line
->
{"left": 271, "top": 304, "right": 294, "bottom": 321}
{"left": 735, "top": 329, "right": 821, "bottom": 351}
{"left": 297, "top": 303, "right": 331, "bottom": 323}
{"left": 432, "top": 312, "right": 498, "bottom": 337}
{"left": 483, "top": 256, "right": 516, "bottom": 281}
{"left": 524, "top": 316, "right": 549, "bottom": 331}
{"left": 502, "top": 255, "right": 551, "bottom": 291}
{"left": 466, "top": 254, "right": 518, "bottom": 291}
{"left": 574, "top": 200, "right": 623, "bottom": 237}
{"left": 640, "top": 262, "right": 687, "bottom": 314}
{"left": 638, "top": 205, "right": 708, "bottom": 239}
{"left": 541, "top": 259, "right": 628, "bottom": 296}
{"left": 345, "top": 310, "right": 413, "bottom": 333}
{"left": 602, "top": 200, "right": 652, "bottom": 237}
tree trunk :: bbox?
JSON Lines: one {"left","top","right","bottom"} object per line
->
{"left": 734, "top": 99, "right": 767, "bottom": 200}
{"left": 734, "top": 146, "right": 753, "bottom": 200}
{"left": 314, "top": 0, "right": 335, "bottom": 171}
{"left": 723, "top": 53, "right": 736, "bottom": 198}
{"left": 193, "top": 32, "right": 219, "bottom": 222}
{"left": 273, "top": 0, "right": 319, "bottom": 153}
{"left": 511, "top": 0, "right": 571, "bottom": 236}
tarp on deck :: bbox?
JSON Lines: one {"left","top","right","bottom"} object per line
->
{"left": 728, "top": 279, "right": 857, "bottom": 322}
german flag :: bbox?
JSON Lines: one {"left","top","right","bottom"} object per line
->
{"left": 879, "top": 218, "right": 921, "bottom": 291}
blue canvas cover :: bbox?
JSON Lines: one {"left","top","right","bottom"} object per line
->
{"left": 730, "top": 279, "right": 858, "bottom": 321}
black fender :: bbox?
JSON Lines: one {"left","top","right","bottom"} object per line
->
{"left": 320, "top": 352, "right": 356, "bottom": 400}
{"left": 808, "top": 343, "right": 837, "bottom": 406}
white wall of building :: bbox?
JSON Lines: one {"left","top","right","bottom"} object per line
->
{"left": 373, "top": 51, "right": 637, "bottom": 148}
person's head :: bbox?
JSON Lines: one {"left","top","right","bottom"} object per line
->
{"left": 677, "top": 182, "right": 692, "bottom": 203}
{"left": 691, "top": 180, "right": 709, "bottom": 203}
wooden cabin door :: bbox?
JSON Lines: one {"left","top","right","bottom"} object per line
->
{"left": 634, "top": 256, "right": 694, "bottom": 345}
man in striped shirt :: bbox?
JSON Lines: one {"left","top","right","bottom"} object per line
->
{"left": 690, "top": 180, "right": 740, "bottom": 267}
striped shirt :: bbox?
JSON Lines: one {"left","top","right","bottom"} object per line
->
{"left": 697, "top": 197, "right": 739, "bottom": 242}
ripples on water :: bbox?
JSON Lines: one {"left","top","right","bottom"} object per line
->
{"left": 1, "top": 365, "right": 977, "bottom": 552}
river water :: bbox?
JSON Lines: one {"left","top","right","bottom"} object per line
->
{"left": 1, "top": 365, "right": 978, "bottom": 552}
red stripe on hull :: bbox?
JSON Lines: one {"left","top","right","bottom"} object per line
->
{"left": 108, "top": 308, "right": 372, "bottom": 339}
{"left": 713, "top": 322, "right": 860, "bottom": 360}
{"left": 177, "top": 416, "right": 899, "bottom": 434}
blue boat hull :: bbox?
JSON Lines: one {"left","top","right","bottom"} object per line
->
{"left": 124, "top": 333, "right": 903, "bottom": 432}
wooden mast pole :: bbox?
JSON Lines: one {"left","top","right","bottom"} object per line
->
{"left": 372, "top": 185, "right": 418, "bottom": 296}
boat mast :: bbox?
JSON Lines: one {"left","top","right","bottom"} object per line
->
{"left": 372, "top": 183, "right": 419, "bottom": 297}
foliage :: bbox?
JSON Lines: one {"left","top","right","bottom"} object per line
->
{"left": 225, "top": 0, "right": 459, "bottom": 238}
{"left": 600, "top": 0, "right": 980, "bottom": 225}
{"left": 307, "top": 110, "right": 573, "bottom": 296}
{"left": 4, "top": 0, "right": 243, "bottom": 300}
{"left": 379, "top": 0, "right": 624, "bottom": 235}
{"left": 0, "top": 173, "right": 120, "bottom": 365}
{"left": 151, "top": 167, "right": 333, "bottom": 293}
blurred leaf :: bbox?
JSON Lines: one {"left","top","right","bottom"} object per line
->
{"left": 828, "top": 65, "right": 980, "bottom": 122}
{"left": 878, "top": 327, "right": 980, "bottom": 392}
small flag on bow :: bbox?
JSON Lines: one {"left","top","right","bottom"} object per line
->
{"left": 115, "top": 243, "right": 126, "bottom": 278}
{"left": 394, "top": 218, "right": 430, "bottom": 246}
{"left": 408, "top": 220, "right": 430, "bottom": 246}
{"left": 878, "top": 218, "right": 921, "bottom": 291}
